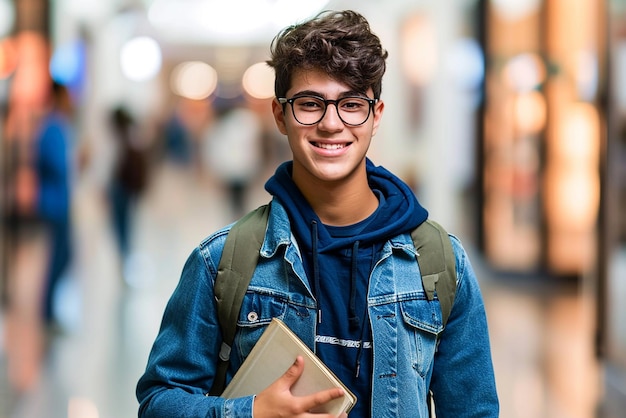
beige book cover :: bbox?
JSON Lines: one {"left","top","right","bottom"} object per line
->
{"left": 221, "top": 318, "right": 356, "bottom": 415}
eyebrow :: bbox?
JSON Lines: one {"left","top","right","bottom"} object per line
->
{"left": 290, "top": 89, "right": 368, "bottom": 99}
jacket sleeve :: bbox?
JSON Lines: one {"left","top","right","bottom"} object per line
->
{"left": 429, "top": 236, "right": 499, "bottom": 417}
{"left": 136, "top": 244, "right": 255, "bottom": 417}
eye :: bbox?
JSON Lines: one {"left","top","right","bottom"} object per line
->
{"left": 340, "top": 98, "right": 367, "bottom": 112}
{"left": 294, "top": 97, "right": 324, "bottom": 111}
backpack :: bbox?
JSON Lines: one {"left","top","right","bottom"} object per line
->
{"left": 209, "top": 204, "right": 457, "bottom": 397}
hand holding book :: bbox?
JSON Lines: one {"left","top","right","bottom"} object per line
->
{"left": 221, "top": 318, "right": 356, "bottom": 416}
{"left": 253, "top": 356, "right": 348, "bottom": 417}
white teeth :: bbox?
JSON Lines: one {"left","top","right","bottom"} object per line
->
{"left": 315, "top": 142, "right": 346, "bottom": 150}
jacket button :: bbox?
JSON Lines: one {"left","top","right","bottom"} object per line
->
{"left": 247, "top": 312, "right": 259, "bottom": 322}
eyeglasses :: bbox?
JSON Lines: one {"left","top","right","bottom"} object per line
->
{"left": 278, "top": 95, "right": 378, "bottom": 126}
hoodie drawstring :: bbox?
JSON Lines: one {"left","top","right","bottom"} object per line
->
{"left": 349, "top": 241, "right": 360, "bottom": 330}
{"left": 354, "top": 245, "right": 376, "bottom": 378}
{"left": 311, "top": 221, "right": 322, "bottom": 324}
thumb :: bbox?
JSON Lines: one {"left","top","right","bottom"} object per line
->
{"left": 280, "top": 356, "right": 305, "bottom": 388}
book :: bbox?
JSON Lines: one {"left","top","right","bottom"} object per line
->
{"left": 221, "top": 317, "right": 356, "bottom": 415}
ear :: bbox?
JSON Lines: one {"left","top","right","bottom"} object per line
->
{"left": 371, "top": 99, "right": 385, "bottom": 137}
{"left": 272, "top": 98, "right": 288, "bottom": 135}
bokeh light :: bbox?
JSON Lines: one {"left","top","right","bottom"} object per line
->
{"left": 242, "top": 62, "right": 275, "bottom": 100}
{"left": 503, "top": 53, "right": 546, "bottom": 93}
{"left": 120, "top": 36, "right": 162, "bottom": 82}
{"left": 445, "top": 38, "right": 485, "bottom": 91}
{"left": 514, "top": 91, "right": 546, "bottom": 134}
{"left": 49, "top": 41, "right": 86, "bottom": 86}
{"left": 170, "top": 61, "right": 218, "bottom": 100}
{"left": 492, "top": 0, "right": 541, "bottom": 21}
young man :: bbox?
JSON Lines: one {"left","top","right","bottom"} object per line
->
{"left": 137, "top": 10, "right": 499, "bottom": 418}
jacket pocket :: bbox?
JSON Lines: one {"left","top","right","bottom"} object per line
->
{"left": 399, "top": 295, "right": 444, "bottom": 335}
{"left": 399, "top": 295, "right": 443, "bottom": 377}
{"left": 235, "top": 289, "right": 288, "bottom": 357}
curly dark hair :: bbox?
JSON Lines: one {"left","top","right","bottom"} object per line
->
{"left": 266, "top": 10, "right": 388, "bottom": 99}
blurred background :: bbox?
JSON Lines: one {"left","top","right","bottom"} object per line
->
{"left": 0, "top": 0, "right": 624, "bottom": 417}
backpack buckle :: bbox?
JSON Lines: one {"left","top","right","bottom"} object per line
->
{"left": 219, "top": 342, "right": 231, "bottom": 361}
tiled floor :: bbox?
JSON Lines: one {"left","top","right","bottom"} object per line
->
{"left": 0, "top": 162, "right": 603, "bottom": 418}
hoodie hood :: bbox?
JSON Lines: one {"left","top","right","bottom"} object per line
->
{"left": 264, "top": 158, "right": 428, "bottom": 252}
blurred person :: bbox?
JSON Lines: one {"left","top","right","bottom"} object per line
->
{"left": 160, "top": 98, "right": 211, "bottom": 171}
{"left": 202, "top": 105, "right": 263, "bottom": 218}
{"left": 137, "top": 10, "right": 498, "bottom": 418}
{"left": 163, "top": 105, "right": 193, "bottom": 166}
{"left": 31, "top": 81, "right": 75, "bottom": 325}
{"left": 107, "top": 106, "right": 149, "bottom": 270}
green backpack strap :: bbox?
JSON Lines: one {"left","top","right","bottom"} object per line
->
{"left": 209, "top": 204, "right": 270, "bottom": 396}
{"left": 411, "top": 219, "right": 457, "bottom": 329}
{"left": 412, "top": 221, "right": 457, "bottom": 418}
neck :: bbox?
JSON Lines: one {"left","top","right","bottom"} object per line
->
{"left": 293, "top": 167, "right": 379, "bottom": 226}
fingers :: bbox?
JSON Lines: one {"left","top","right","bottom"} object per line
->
{"left": 283, "top": 357, "right": 345, "bottom": 413}
{"left": 253, "top": 356, "right": 348, "bottom": 418}
{"left": 298, "top": 386, "right": 345, "bottom": 413}
{"left": 283, "top": 356, "right": 344, "bottom": 411}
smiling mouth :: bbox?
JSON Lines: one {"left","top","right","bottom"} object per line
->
{"left": 312, "top": 142, "right": 350, "bottom": 150}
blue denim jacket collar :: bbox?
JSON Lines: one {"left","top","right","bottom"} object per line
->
{"left": 260, "top": 201, "right": 292, "bottom": 259}
{"left": 262, "top": 200, "right": 418, "bottom": 259}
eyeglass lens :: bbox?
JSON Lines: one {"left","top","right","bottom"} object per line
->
{"left": 290, "top": 96, "right": 372, "bottom": 126}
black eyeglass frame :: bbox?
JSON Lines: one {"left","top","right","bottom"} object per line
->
{"left": 278, "top": 95, "right": 379, "bottom": 126}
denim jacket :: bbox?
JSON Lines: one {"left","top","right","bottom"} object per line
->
{"left": 137, "top": 200, "right": 499, "bottom": 417}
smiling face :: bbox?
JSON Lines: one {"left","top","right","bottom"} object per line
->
{"left": 272, "top": 68, "right": 384, "bottom": 192}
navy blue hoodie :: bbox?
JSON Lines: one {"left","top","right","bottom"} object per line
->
{"left": 265, "top": 159, "right": 428, "bottom": 417}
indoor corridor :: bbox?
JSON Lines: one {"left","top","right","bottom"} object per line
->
{"left": 0, "top": 161, "right": 602, "bottom": 418}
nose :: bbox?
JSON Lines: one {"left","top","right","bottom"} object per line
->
{"left": 317, "top": 102, "right": 344, "bottom": 131}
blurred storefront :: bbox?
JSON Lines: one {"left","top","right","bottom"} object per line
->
{"left": 478, "top": 0, "right": 625, "bottom": 415}
{"left": 479, "top": 0, "right": 604, "bottom": 278}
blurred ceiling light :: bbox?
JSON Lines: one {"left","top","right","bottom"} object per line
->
{"left": 170, "top": 61, "right": 218, "bottom": 100}
{"left": 147, "top": 0, "right": 329, "bottom": 44}
{"left": 0, "top": 37, "right": 17, "bottom": 79}
{"left": 491, "top": 0, "right": 541, "bottom": 21}
{"left": 0, "top": 0, "right": 15, "bottom": 37}
{"left": 401, "top": 15, "right": 438, "bottom": 86}
{"left": 120, "top": 36, "right": 162, "bottom": 82}
{"left": 502, "top": 53, "right": 546, "bottom": 92}
{"left": 242, "top": 62, "right": 275, "bottom": 99}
